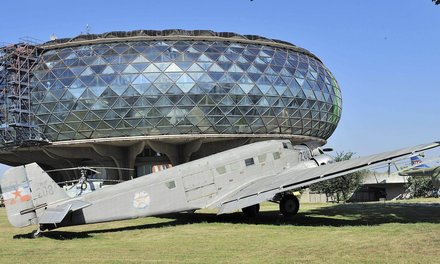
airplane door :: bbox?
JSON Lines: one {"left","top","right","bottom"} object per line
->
{"left": 181, "top": 162, "right": 217, "bottom": 204}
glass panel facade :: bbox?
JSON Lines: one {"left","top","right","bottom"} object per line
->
{"left": 31, "top": 41, "right": 342, "bottom": 141}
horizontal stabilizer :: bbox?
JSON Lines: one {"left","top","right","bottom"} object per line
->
{"left": 39, "top": 204, "right": 72, "bottom": 224}
{"left": 39, "top": 200, "right": 92, "bottom": 224}
{"left": 69, "top": 200, "right": 92, "bottom": 211}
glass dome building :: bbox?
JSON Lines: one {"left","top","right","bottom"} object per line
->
{"left": 0, "top": 30, "right": 342, "bottom": 180}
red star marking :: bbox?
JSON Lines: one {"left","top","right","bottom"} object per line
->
{"left": 11, "top": 189, "right": 22, "bottom": 199}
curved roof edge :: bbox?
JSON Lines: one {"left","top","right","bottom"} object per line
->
{"left": 41, "top": 29, "right": 321, "bottom": 62}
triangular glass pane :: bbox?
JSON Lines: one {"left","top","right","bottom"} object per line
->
{"left": 89, "top": 86, "right": 106, "bottom": 97}
{"left": 80, "top": 67, "right": 94, "bottom": 76}
{"left": 176, "top": 96, "right": 194, "bottom": 106}
{"left": 154, "top": 62, "right": 170, "bottom": 71}
{"left": 229, "top": 85, "right": 244, "bottom": 95}
{"left": 133, "top": 97, "right": 152, "bottom": 107}
{"left": 132, "top": 74, "right": 150, "bottom": 85}
{"left": 122, "top": 85, "right": 141, "bottom": 97}
{"left": 91, "top": 99, "right": 110, "bottom": 110}
{"left": 102, "top": 66, "right": 115, "bottom": 74}
{"left": 166, "top": 85, "right": 183, "bottom": 95}
{"left": 187, "top": 63, "right": 204, "bottom": 72}
{"left": 132, "top": 55, "right": 149, "bottom": 63}
{"left": 70, "top": 66, "right": 86, "bottom": 76}
{"left": 60, "top": 91, "right": 76, "bottom": 101}
{"left": 197, "top": 54, "right": 212, "bottom": 62}
{"left": 79, "top": 89, "right": 98, "bottom": 100}
{"left": 165, "top": 72, "right": 182, "bottom": 82}
{"left": 154, "top": 73, "right": 172, "bottom": 83}
{"left": 70, "top": 88, "right": 86, "bottom": 99}
{"left": 229, "top": 64, "right": 243, "bottom": 73}
{"left": 154, "top": 96, "right": 173, "bottom": 106}
{"left": 197, "top": 62, "right": 212, "bottom": 71}
{"left": 144, "top": 64, "right": 161, "bottom": 73}
{"left": 209, "top": 63, "right": 224, "bottom": 72}
{"left": 110, "top": 64, "right": 128, "bottom": 73}
{"left": 257, "top": 97, "right": 270, "bottom": 107}
{"left": 238, "top": 84, "right": 253, "bottom": 93}
{"left": 165, "top": 63, "right": 182, "bottom": 72}
{"left": 205, "top": 52, "right": 221, "bottom": 61}
{"left": 90, "top": 65, "right": 106, "bottom": 74}
{"left": 122, "top": 65, "right": 139, "bottom": 74}
{"left": 69, "top": 79, "right": 85, "bottom": 89}
{"left": 100, "top": 87, "right": 118, "bottom": 97}
{"left": 112, "top": 97, "right": 130, "bottom": 108}
{"left": 144, "top": 72, "right": 160, "bottom": 82}
{"left": 132, "top": 63, "right": 149, "bottom": 72}
{"left": 218, "top": 73, "right": 235, "bottom": 84}
{"left": 174, "top": 61, "right": 193, "bottom": 71}
{"left": 96, "top": 121, "right": 113, "bottom": 130}
{"left": 157, "top": 118, "right": 172, "bottom": 127}
{"left": 217, "top": 55, "right": 231, "bottom": 63}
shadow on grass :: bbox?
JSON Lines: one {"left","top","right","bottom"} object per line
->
{"left": 14, "top": 202, "right": 440, "bottom": 240}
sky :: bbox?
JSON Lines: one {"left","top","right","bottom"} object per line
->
{"left": 0, "top": 0, "right": 439, "bottom": 174}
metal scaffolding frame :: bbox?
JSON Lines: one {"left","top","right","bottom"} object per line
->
{"left": 0, "top": 42, "right": 46, "bottom": 147}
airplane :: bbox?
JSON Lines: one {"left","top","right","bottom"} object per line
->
{"left": 395, "top": 154, "right": 440, "bottom": 196}
{"left": 397, "top": 155, "right": 440, "bottom": 178}
{"left": 0, "top": 139, "right": 439, "bottom": 237}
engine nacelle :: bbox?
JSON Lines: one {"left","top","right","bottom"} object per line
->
{"left": 313, "top": 154, "right": 334, "bottom": 166}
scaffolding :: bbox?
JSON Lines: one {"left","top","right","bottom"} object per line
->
{"left": 0, "top": 42, "right": 46, "bottom": 147}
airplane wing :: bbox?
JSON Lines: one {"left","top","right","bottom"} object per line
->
{"left": 212, "top": 141, "right": 440, "bottom": 214}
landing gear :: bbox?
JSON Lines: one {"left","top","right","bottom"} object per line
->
{"left": 31, "top": 227, "right": 42, "bottom": 238}
{"left": 242, "top": 204, "right": 260, "bottom": 217}
{"left": 279, "top": 194, "right": 300, "bottom": 218}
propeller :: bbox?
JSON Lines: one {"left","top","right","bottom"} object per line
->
{"left": 46, "top": 166, "right": 134, "bottom": 173}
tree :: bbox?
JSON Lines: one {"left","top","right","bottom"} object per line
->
{"left": 405, "top": 176, "right": 435, "bottom": 198}
{"left": 434, "top": 0, "right": 440, "bottom": 5}
{"left": 309, "top": 152, "right": 366, "bottom": 203}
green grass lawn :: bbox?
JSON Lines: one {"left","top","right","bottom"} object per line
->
{"left": 1, "top": 199, "right": 440, "bottom": 264}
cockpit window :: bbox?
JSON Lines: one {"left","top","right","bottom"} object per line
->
{"left": 282, "top": 142, "right": 293, "bottom": 149}
{"left": 294, "top": 145, "right": 312, "bottom": 160}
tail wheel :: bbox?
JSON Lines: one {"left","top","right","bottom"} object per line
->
{"left": 279, "top": 194, "right": 300, "bottom": 218}
{"left": 242, "top": 204, "right": 260, "bottom": 217}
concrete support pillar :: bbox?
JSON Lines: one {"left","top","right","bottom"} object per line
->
{"left": 181, "top": 139, "right": 203, "bottom": 163}
{"left": 147, "top": 140, "right": 203, "bottom": 165}
{"left": 92, "top": 142, "right": 145, "bottom": 181}
{"left": 147, "top": 140, "right": 179, "bottom": 165}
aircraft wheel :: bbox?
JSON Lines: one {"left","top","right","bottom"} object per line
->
{"left": 31, "top": 229, "right": 42, "bottom": 238}
{"left": 279, "top": 194, "right": 300, "bottom": 218}
{"left": 242, "top": 204, "right": 260, "bottom": 217}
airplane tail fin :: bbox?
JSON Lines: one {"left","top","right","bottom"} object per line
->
{"left": 410, "top": 155, "right": 430, "bottom": 169}
{"left": 0, "top": 163, "right": 69, "bottom": 227}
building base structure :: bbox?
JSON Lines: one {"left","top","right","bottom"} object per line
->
{"left": 0, "top": 134, "right": 325, "bottom": 181}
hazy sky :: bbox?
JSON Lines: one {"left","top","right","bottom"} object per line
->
{"left": 0, "top": 0, "right": 439, "bottom": 175}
